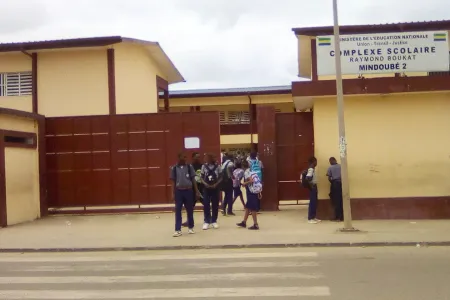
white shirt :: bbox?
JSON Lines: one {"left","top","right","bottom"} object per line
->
{"left": 306, "top": 167, "right": 317, "bottom": 185}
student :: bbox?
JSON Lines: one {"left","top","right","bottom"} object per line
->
{"left": 237, "top": 160, "right": 262, "bottom": 230}
{"left": 201, "top": 153, "right": 222, "bottom": 230}
{"left": 306, "top": 156, "right": 321, "bottom": 224}
{"left": 221, "top": 153, "right": 235, "bottom": 216}
{"left": 170, "top": 152, "right": 200, "bottom": 237}
{"left": 182, "top": 152, "right": 204, "bottom": 228}
{"left": 327, "top": 157, "right": 343, "bottom": 222}
{"left": 232, "top": 160, "right": 245, "bottom": 208}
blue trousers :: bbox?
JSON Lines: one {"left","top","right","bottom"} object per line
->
{"left": 175, "top": 189, "right": 194, "bottom": 231}
{"left": 203, "top": 188, "right": 219, "bottom": 224}
{"left": 308, "top": 186, "right": 318, "bottom": 220}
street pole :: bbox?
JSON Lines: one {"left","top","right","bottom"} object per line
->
{"left": 332, "top": 0, "right": 355, "bottom": 231}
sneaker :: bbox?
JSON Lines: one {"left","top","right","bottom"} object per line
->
{"left": 314, "top": 218, "right": 322, "bottom": 223}
{"left": 188, "top": 228, "right": 195, "bottom": 234}
{"left": 212, "top": 223, "right": 219, "bottom": 229}
{"left": 172, "top": 231, "right": 182, "bottom": 237}
{"left": 221, "top": 210, "right": 226, "bottom": 216}
{"left": 228, "top": 212, "right": 236, "bottom": 216}
{"left": 236, "top": 221, "right": 247, "bottom": 228}
{"left": 202, "top": 223, "right": 210, "bottom": 230}
{"left": 308, "top": 219, "right": 318, "bottom": 224}
{"left": 248, "top": 224, "right": 259, "bottom": 230}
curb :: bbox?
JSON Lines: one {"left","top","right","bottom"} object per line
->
{"left": 1, "top": 241, "right": 450, "bottom": 253}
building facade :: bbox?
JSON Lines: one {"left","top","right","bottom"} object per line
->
{"left": 291, "top": 20, "right": 450, "bottom": 219}
{"left": 1, "top": 20, "right": 450, "bottom": 226}
{"left": 0, "top": 36, "right": 185, "bottom": 226}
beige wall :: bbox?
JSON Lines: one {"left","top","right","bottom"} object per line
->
{"left": 5, "top": 147, "right": 40, "bottom": 226}
{"left": 313, "top": 92, "right": 450, "bottom": 200}
{"left": 0, "top": 114, "right": 40, "bottom": 226}
{"left": 38, "top": 49, "right": 109, "bottom": 117}
{"left": 114, "top": 43, "right": 165, "bottom": 114}
{"left": 297, "top": 35, "right": 313, "bottom": 79}
{"left": 167, "top": 95, "right": 249, "bottom": 107}
{"left": 0, "top": 53, "right": 33, "bottom": 112}
{"left": 221, "top": 134, "right": 258, "bottom": 145}
{"left": 0, "top": 114, "right": 36, "bottom": 132}
{"left": 164, "top": 94, "right": 293, "bottom": 110}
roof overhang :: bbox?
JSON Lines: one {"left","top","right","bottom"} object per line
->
{"left": 121, "top": 38, "right": 184, "bottom": 84}
{"left": 167, "top": 86, "right": 292, "bottom": 99}
{"left": 0, "top": 36, "right": 185, "bottom": 85}
{"left": 292, "top": 20, "right": 450, "bottom": 37}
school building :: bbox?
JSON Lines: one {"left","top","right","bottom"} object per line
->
{"left": 291, "top": 20, "right": 450, "bottom": 219}
{"left": 0, "top": 20, "right": 449, "bottom": 227}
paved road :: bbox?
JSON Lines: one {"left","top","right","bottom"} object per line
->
{"left": 0, "top": 247, "right": 448, "bottom": 299}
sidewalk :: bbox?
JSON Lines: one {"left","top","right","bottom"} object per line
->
{"left": 0, "top": 207, "right": 449, "bottom": 252}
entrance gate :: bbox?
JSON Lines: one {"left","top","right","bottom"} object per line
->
{"left": 45, "top": 112, "right": 220, "bottom": 213}
{"left": 257, "top": 106, "right": 314, "bottom": 210}
{"left": 276, "top": 112, "right": 314, "bottom": 205}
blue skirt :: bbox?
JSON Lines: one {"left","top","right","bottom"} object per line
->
{"left": 245, "top": 187, "right": 260, "bottom": 211}
{"left": 233, "top": 187, "right": 242, "bottom": 198}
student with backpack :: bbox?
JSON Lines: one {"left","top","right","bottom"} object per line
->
{"left": 300, "top": 156, "right": 321, "bottom": 224}
{"left": 170, "top": 152, "right": 200, "bottom": 237}
{"left": 232, "top": 160, "right": 245, "bottom": 208}
{"left": 236, "top": 160, "right": 262, "bottom": 230}
{"left": 221, "top": 153, "right": 235, "bottom": 216}
{"left": 182, "top": 152, "right": 204, "bottom": 228}
{"left": 200, "top": 153, "right": 222, "bottom": 230}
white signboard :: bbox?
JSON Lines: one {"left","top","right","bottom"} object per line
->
{"left": 184, "top": 137, "right": 200, "bottom": 149}
{"left": 316, "top": 31, "right": 449, "bottom": 75}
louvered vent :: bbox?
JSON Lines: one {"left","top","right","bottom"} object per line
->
{"left": 0, "top": 72, "right": 32, "bottom": 96}
{"left": 219, "top": 111, "right": 250, "bottom": 124}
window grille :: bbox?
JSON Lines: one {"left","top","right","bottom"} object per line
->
{"left": 0, "top": 72, "right": 32, "bottom": 96}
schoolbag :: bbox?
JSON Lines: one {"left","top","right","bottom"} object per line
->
{"left": 202, "top": 164, "right": 219, "bottom": 186}
{"left": 171, "top": 164, "right": 192, "bottom": 182}
{"left": 300, "top": 169, "right": 310, "bottom": 188}
{"left": 248, "top": 171, "right": 263, "bottom": 194}
{"left": 249, "top": 159, "right": 262, "bottom": 180}
{"left": 221, "top": 160, "right": 233, "bottom": 183}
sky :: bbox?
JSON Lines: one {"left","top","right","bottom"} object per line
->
{"left": 1, "top": 0, "right": 449, "bottom": 90}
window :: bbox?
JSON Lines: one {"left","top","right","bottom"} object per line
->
{"left": 4, "top": 135, "right": 34, "bottom": 146}
{"left": 219, "top": 111, "right": 250, "bottom": 124}
{"left": 2, "top": 130, "right": 37, "bottom": 149}
{"left": 0, "top": 72, "right": 32, "bottom": 96}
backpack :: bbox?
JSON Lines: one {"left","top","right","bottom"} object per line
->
{"left": 248, "top": 171, "right": 263, "bottom": 194}
{"left": 202, "top": 164, "right": 219, "bottom": 186}
{"left": 220, "top": 160, "right": 234, "bottom": 189}
{"left": 249, "top": 159, "right": 262, "bottom": 180}
{"left": 171, "top": 164, "right": 192, "bottom": 182}
{"left": 300, "top": 169, "right": 310, "bottom": 189}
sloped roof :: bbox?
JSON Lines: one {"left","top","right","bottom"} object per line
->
{"left": 292, "top": 20, "right": 450, "bottom": 36}
{"left": 0, "top": 36, "right": 184, "bottom": 84}
{"left": 168, "top": 85, "right": 292, "bottom": 98}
